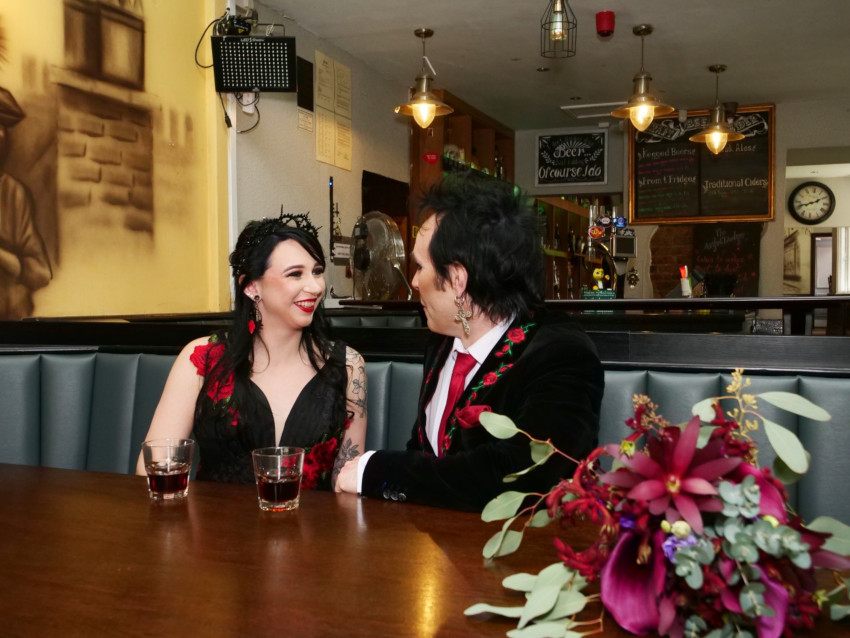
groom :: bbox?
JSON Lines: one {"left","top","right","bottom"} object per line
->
{"left": 336, "top": 174, "right": 603, "bottom": 511}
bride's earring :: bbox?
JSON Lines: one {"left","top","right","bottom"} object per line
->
{"left": 454, "top": 295, "right": 472, "bottom": 336}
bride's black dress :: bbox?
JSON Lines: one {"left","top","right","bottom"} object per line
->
{"left": 191, "top": 338, "right": 349, "bottom": 490}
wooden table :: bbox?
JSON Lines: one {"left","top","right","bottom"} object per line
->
{"left": 0, "top": 465, "right": 846, "bottom": 637}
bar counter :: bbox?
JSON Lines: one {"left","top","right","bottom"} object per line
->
{"left": 1, "top": 465, "right": 846, "bottom": 636}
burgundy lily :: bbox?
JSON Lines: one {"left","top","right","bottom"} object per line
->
{"left": 602, "top": 417, "right": 742, "bottom": 533}
{"left": 600, "top": 528, "right": 672, "bottom": 635}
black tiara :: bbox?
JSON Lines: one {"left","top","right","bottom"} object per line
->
{"left": 231, "top": 208, "right": 321, "bottom": 274}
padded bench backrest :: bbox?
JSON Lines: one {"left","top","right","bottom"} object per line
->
{"left": 2, "top": 353, "right": 848, "bottom": 523}
{"left": 0, "top": 352, "right": 175, "bottom": 474}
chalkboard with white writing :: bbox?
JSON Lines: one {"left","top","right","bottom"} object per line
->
{"left": 537, "top": 131, "right": 607, "bottom": 186}
{"left": 629, "top": 104, "right": 774, "bottom": 224}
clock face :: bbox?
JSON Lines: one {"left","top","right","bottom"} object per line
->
{"left": 788, "top": 181, "right": 835, "bottom": 225}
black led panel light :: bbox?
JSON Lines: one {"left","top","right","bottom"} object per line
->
{"left": 211, "top": 35, "right": 297, "bottom": 92}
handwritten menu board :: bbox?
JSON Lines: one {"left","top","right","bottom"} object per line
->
{"left": 693, "top": 223, "right": 762, "bottom": 297}
{"left": 629, "top": 104, "right": 774, "bottom": 224}
{"left": 536, "top": 131, "right": 607, "bottom": 186}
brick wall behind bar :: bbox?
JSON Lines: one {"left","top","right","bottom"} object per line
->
{"left": 650, "top": 225, "right": 694, "bottom": 297}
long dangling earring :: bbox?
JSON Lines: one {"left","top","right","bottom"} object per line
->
{"left": 249, "top": 295, "right": 262, "bottom": 334}
{"left": 454, "top": 295, "right": 472, "bottom": 336}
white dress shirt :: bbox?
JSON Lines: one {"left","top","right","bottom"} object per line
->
{"left": 355, "top": 317, "right": 513, "bottom": 493}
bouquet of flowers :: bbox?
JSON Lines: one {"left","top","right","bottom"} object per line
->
{"left": 466, "top": 370, "right": 850, "bottom": 637}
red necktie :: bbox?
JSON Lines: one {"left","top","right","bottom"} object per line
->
{"left": 436, "top": 352, "right": 477, "bottom": 457}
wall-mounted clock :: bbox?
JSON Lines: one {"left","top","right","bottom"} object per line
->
{"left": 787, "top": 181, "right": 835, "bottom": 225}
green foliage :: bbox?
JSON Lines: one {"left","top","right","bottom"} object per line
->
{"left": 762, "top": 418, "right": 809, "bottom": 474}
{"left": 483, "top": 518, "right": 524, "bottom": 559}
{"left": 757, "top": 391, "right": 831, "bottom": 421}
{"left": 806, "top": 516, "right": 850, "bottom": 555}
{"left": 479, "top": 411, "right": 521, "bottom": 439}
{"left": 482, "top": 491, "right": 527, "bottom": 522}
{"left": 465, "top": 562, "right": 592, "bottom": 638}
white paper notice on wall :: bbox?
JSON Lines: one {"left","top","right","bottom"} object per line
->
{"left": 298, "top": 108, "right": 313, "bottom": 132}
{"left": 334, "top": 115, "right": 352, "bottom": 171}
{"left": 314, "top": 51, "right": 353, "bottom": 170}
{"left": 316, "top": 106, "right": 335, "bottom": 165}
{"left": 315, "top": 51, "right": 335, "bottom": 111}
{"left": 334, "top": 62, "right": 351, "bottom": 119}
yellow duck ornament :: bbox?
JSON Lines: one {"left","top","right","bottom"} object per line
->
{"left": 592, "top": 267, "right": 610, "bottom": 290}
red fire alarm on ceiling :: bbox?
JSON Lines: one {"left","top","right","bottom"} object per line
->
{"left": 596, "top": 11, "right": 615, "bottom": 38}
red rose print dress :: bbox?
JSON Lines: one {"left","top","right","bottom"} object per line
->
{"left": 191, "top": 338, "right": 349, "bottom": 489}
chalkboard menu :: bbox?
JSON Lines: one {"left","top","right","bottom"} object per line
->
{"left": 536, "top": 131, "right": 607, "bottom": 186}
{"left": 629, "top": 104, "right": 774, "bottom": 224}
{"left": 693, "top": 223, "right": 762, "bottom": 297}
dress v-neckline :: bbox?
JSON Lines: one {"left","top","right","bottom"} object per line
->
{"left": 250, "top": 373, "right": 321, "bottom": 445}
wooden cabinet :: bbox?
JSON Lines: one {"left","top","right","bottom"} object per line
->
{"left": 535, "top": 196, "right": 594, "bottom": 299}
{"left": 406, "top": 90, "right": 515, "bottom": 260}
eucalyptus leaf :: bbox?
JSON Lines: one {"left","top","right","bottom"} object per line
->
{"left": 491, "top": 529, "right": 524, "bottom": 558}
{"left": 757, "top": 391, "right": 831, "bottom": 421}
{"left": 771, "top": 454, "right": 806, "bottom": 485}
{"left": 503, "top": 455, "right": 550, "bottom": 483}
{"left": 503, "top": 572, "right": 538, "bottom": 592}
{"left": 830, "top": 604, "right": 850, "bottom": 621}
{"left": 697, "top": 425, "right": 715, "bottom": 448}
{"left": 691, "top": 397, "right": 717, "bottom": 422}
{"left": 480, "top": 411, "right": 521, "bottom": 439}
{"left": 529, "top": 508, "right": 554, "bottom": 528}
{"left": 483, "top": 519, "right": 523, "bottom": 559}
{"left": 538, "top": 589, "right": 589, "bottom": 622}
{"left": 482, "top": 491, "right": 528, "bottom": 522}
{"left": 806, "top": 516, "right": 850, "bottom": 555}
{"left": 530, "top": 440, "right": 554, "bottom": 464}
{"left": 763, "top": 418, "right": 809, "bottom": 474}
{"left": 518, "top": 563, "right": 572, "bottom": 628}
{"left": 464, "top": 602, "right": 527, "bottom": 618}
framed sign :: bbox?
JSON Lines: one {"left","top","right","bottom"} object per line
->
{"left": 536, "top": 130, "right": 607, "bottom": 186}
{"left": 629, "top": 104, "right": 774, "bottom": 224}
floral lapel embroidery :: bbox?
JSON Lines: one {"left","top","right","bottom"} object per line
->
{"left": 437, "top": 319, "right": 536, "bottom": 456}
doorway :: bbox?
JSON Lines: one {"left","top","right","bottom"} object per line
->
{"left": 811, "top": 233, "right": 832, "bottom": 332}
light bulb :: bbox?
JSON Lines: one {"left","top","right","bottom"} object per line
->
{"left": 550, "top": 0, "right": 566, "bottom": 40}
{"left": 706, "top": 130, "right": 728, "bottom": 155}
{"left": 629, "top": 104, "right": 654, "bottom": 132}
{"left": 412, "top": 103, "right": 436, "bottom": 128}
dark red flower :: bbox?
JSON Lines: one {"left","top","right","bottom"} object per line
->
{"left": 456, "top": 405, "right": 491, "bottom": 429}
{"left": 482, "top": 372, "right": 499, "bottom": 386}
{"left": 300, "top": 438, "right": 340, "bottom": 490}
{"left": 507, "top": 328, "right": 526, "bottom": 344}
{"left": 190, "top": 341, "right": 235, "bottom": 403}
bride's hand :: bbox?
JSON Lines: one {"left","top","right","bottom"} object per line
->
{"left": 335, "top": 458, "right": 359, "bottom": 494}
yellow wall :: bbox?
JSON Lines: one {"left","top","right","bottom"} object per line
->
{"left": 1, "top": 0, "right": 229, "bottom": 317}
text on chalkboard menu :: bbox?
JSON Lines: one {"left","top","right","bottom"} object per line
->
{"left": 629, "top": 104, "right": 774, "bottom": 224}
{"left": 537, "top": 130, "right": 607, "bottom": 186}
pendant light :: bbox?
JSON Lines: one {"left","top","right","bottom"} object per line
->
{"left": 689, "top": 65, "right": 744, "bottom": 155}
{"left": 541, "top": 0, "right": 577, "bottom": 59}
{"left": 394, "top": 28, "right": 453, "bottom": 129}
{"left": 610, "top": 25, "right": 673, "bottom": 131}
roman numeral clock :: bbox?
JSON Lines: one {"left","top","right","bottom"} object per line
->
{"left": 788, "top": 181, "right": 836, "bottom": 225}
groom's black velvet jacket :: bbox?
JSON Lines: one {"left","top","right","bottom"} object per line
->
{"left": 361, "top": 312, "right": 604, "bottom": 511}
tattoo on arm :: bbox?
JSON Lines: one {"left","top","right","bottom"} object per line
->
{"left": 346, "top": 349, "right": 367, "bottom": 418}
{"left": 332, "top": 437, "right": 361, "bottom": 485}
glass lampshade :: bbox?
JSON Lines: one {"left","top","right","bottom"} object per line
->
{"left": 689, "top": 104, "right": 744, "bottom": 155}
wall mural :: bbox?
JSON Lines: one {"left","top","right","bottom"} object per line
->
{"left": 0, "top": 1, "right": 218, "bottom": 319}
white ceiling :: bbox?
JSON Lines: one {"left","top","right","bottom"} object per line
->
{"left": 254, "top": 0, "right": 850, "bottom": 132}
